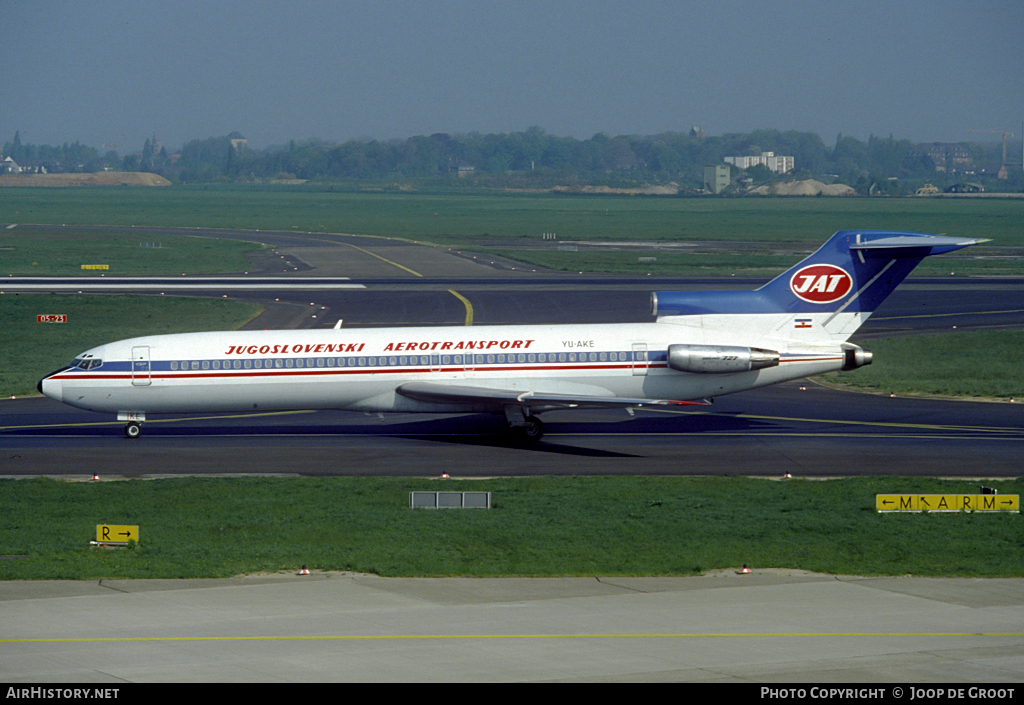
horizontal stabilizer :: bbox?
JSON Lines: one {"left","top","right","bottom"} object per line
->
{"left": 850, "top": 234, "right": 991, "bottom": 256}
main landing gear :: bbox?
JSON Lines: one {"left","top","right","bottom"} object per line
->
{"left": 125, "top": 422, "right": 142, "bottom": 438}
{"left": 504, "top": 406, "right": 544, "bottom": 442}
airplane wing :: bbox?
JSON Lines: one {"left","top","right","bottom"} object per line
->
{"left": 396, "top": 381, "right": 707, "bottom": 411}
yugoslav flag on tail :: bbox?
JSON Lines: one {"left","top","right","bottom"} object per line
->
{"left": 653, "top": 231, "right": 989, "bottom": 342}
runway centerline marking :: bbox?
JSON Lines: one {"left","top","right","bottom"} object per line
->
{"left": 341, "top": 243, "right": 424, "bottom": 278}
{"left": 0, "top": 410, "right": 314, "bottom": 432}
{"left": 447, "top": 289, "right": 474, "bottom": 326}
{"left": 341, "top": 242, "right": 473, "bottom": 326}
{"left": 650, "top": 408, "right": 1022, "bottom": 435}
{"left": 5, "top": 631, "right": 1022, "bottom": 644}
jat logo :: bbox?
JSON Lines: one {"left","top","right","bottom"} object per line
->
{"left": 789, "top": 264, "right": 853, "bottom": 303}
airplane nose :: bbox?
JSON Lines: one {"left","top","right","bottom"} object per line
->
{"left": 38, "top": 374, "right": 63, "bottom": 402}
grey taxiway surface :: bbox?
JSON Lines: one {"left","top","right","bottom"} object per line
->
{"left": 4, "top": 571, "right": 1023, "bottom": 682}
{"left": 3, "top": 226, "right": 1023, "bottom": 682}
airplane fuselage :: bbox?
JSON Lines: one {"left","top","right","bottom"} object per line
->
{"left": 40, "top": 321, "right": 845, "bottom": 416}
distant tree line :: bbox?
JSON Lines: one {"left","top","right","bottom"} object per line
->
{"left": 1, "top": 131, "right": 104, "bottom": 172}
{"left": 4, "top": 127, "right": 1020, "bottom": 193}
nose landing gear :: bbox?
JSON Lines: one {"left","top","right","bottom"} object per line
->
{"left": 118, "top": 412, "right": 146, "bottom": 439}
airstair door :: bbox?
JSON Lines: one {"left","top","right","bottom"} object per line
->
{"left": 632, "top": 343, "right": 649, "bottom": 376}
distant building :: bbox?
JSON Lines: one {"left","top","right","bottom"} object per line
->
{"left": 703, "top": 165, "right": 730, "bottom": 194}
{"left": 724, "top": 151, "right": 794, "bottom": 174}
{"left": 0, "top": 157, "right": 44, "bottom": 173}
{"left": 227, "top": 131, "right": 248, "bottom": 153}
{"left": 920, "top": 143, "right": 974, "bottom": 173}
{"left": 945, "top": 182, "right": 984, "bottom": 193}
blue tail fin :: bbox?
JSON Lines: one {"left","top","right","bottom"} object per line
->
{"left": 653, "top": 231, "right": 987, "bottom": 338}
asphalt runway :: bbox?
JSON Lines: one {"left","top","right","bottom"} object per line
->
{"left": 3, "top": 225, "right": 1022, "bottom": 477}
{"left": 3, "top": 381, "right": 1023, "bottom": 477}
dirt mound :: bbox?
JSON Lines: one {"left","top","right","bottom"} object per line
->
{"left": 0, "top": 172, "right": 171, "bottom": 187}
{"left": 748, "top": 179, "right": 855, "bottom": 196}
{"left": 552, "top": 182, "right": 680, "bottom": 195}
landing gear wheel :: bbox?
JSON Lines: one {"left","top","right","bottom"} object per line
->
{"left": 125, "top": 422, "right": 141, "bottom": 439}
{"left": 519, "top": 416, "right": 544, "bottom": 442}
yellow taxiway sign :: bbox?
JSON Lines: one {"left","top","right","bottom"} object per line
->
{"left": 96, "top": 525, "right": 139, "bottom": 542}
{"left": 876, "top": 494, "right": 1019, "bottom": 513}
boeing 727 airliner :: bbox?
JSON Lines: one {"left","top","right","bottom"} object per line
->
{"left": 38, "top": 230, "right": 985, "bottom": 439}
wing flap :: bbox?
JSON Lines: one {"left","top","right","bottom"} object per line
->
{"left": 396, "top": 381, "right": 706, "bottom": 411}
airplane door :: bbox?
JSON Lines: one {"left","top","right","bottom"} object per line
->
{"left": 632, "top": 343, "right": 648, "bottom": 376}
{"left": 131, "top": 346, "right": 151, "bottom": 386}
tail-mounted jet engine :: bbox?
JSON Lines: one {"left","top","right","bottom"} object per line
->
{"left": 841, "top": 343, "right": 873, "bottom": 370}
{"left": 667, "top": 344, "right": 780, "bottom": 374}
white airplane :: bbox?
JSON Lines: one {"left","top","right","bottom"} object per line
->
{"left": 39, "top": 230, "right": 984, "bottom": 440}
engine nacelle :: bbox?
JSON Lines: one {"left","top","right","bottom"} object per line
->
{"left": 842, "top": 343, "right": 873, "bottom": 370}
{"left": 667, "top": 344, "right": 780, "bottom": 374}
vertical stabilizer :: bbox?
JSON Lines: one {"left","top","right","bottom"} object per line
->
{"left": 653, "top": 231, "right": 988, "bottom": 340}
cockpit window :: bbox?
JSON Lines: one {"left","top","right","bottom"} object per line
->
{"left": 73, "top": 358, "right": 103, "bottom": 370}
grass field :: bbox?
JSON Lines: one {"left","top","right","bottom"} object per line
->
{"left": 0, "top": 230, "right": 260, "bottom": 276}
{"left": 469, "top": 246, "right": 1017, "bottom": 277}
{"left": 829, "top": 330, "right": 1024, "bottom": 399}
{"left": 2, "top": 186, "right": 1022, "bottom": 246}
{"left": 1, "top": 476, "right": 1021, "bottom": 580}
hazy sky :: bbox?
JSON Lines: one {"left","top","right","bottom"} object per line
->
{"left": 4, "top": 0, "right": 1022, "bottom": 154}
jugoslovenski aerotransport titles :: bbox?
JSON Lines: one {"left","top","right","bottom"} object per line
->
{"left": 39, "top": 230, "right": 986, "bottom": 440}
